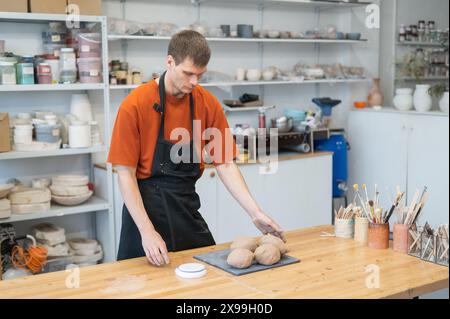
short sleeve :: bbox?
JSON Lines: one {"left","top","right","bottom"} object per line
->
{"left": 107, "top": 105, "right": 140, "bottom": 168}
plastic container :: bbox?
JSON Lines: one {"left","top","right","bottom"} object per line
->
{"left": 69, "top": 121, "right": 92, "bottom": 148}
{"left": 16, "top": 62, "right": 35, "bottom": 85}
{"left": 335, "top": 218, "right": 354, "bottom": 238}
{"left": 37, "top": 63, "right": 52, "bottom": 84}
{"left": 354, "top": 216, "right": 369, "bottom": 244}
{"left": 0, "top": 61, "right": 17, "bottom": 85}
{"left": 90, "top": 121, "right": 102, "bottom": 146}
{"left": 42, "top": 256, "right": 75, "bottom": 273}
{"left": 78, "top": 33, "right": 101, "bottom": 58}
{"left": 43, "top": 56, "right": 60, "bottom": 84}
{"left": 368, "top": 223, "right": 390, "bottom": 250}
{"left": 42, "top": 31, "right": 67, "bottom": 45}
{"left": 77, "top": 58, "right": 102, "bottom": 83}
{"left": 14, "top": 125, "right": 33, "bottom": 145}
{"left": 59, "top": 48, "right": 77, "bottom": 84}
{"left": 43, "top": 44, "right": 64, "bottom": 58}
{"left": 35, "top": 124, "right": 60, "bottom": 143}
{"left": 393, "top": 223, "right": 409, "bottom": 254}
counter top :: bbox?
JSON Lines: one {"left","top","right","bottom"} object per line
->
{"left": 95, "top": 151, "right": 333, "bottom": 173}
{"left": 351, "top": 107, "right": 449, "bottom": 117}
{"left": 0, "top": 225, "right": 447, "bottom": 299}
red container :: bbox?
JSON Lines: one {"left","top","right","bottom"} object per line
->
{"left": 368, "top": 223, "right": 390, "bottom": 250}
{"left": 37, "top": 63, "right": 52, "bottom": 84}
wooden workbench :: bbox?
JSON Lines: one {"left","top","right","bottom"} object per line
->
{"left": 0, "top": 225, "right": 448, "bottom": 299}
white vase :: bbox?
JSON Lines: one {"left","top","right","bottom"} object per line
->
{"left": 413, "top": 84, "right": 432, "bottom": 112}
{"left": 70, "top": 94, "right": 93, "bottom": 123}
{"left": 393, "top": 88, "right": 413, "bottom": 111}
{"left": 439, "top": 92, "right": 449, "bottom": 114}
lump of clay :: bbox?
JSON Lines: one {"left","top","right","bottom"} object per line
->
{"left": 227, "top": 248, "right": 254, "bottom": 269}
{"left": 259, "top": 234, "right": 287, "bottom": 255}
{"left": 230, "top": 236, "right": 258, "bottom": 252}
{"left": 254, "top": 244, "right": 281, "bottom": 266}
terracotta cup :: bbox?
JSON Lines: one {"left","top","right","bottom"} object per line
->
{"left": 368, "top": 223, "right": 390, "bottom": 250}
{"left": 393, "top": 224, "right": 409, "bottom": 254}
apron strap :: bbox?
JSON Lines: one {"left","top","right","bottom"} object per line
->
{"left": 157, "top": 71, "right": 195, "bottom": 141}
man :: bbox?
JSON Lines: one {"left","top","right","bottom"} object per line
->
{"left": 108, "top": 30, "right": 284, "bottom": 266}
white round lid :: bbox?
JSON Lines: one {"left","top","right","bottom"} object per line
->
{"left": 175, "top": 263, "right": 207, "bottom": 279}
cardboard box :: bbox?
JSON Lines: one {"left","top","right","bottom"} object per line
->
{"left": 0, "top": 0, "right": 28, "bottom": 13}
{"left": 29, "top": 0, "right": 67, "bottom": 14}
{"left": 0, "top": 113, "right": 11, "bottom": 153}
{"left": 67, "top": 0, "right": 102, "bottom": 16}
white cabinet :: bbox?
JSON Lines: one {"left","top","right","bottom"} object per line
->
{"left": 406, "top": 115, "right": 449, "bottom": 227}
{"left": 261, "top": 156, "right": 332, "bottom": 231}
{"left": 103, "top": 154, "right": 333, "bottom": 257}
{"left": 348, "top": 110, "right": 449, "bottom": 228}
{"left": 198, "top": 155, "right": 333, "bottom": 244}
{"left": 196, "top": 169, "right": 219, "bottom": 236}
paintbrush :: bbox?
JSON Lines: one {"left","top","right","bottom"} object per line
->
{"left": 405, "top": 190, "right": 420, "bottom": 225}
{"left": 353, "top": 184, "right": 370, "bottom": 219}
{"left": 384, "top": 191, "right": 405, "bottom": 224}
{"left": 412, "top": 190, "right": 430, "bottom": 225}
{"left": 363, "top": 184, "right": 370, "bottom": 204}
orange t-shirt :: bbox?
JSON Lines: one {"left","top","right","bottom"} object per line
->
{"left": 107, "top": 80, "right": 237, "bottom": 179}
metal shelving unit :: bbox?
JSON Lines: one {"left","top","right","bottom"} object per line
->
{"left": 2, "top": 197, "right": 110, "bottom": 223}
{"left": 108, "top": 34, "right": 368, "bottom": 44}
{"left": 0, "top": 83, "right": 106, "bottom": 92}
{"left": 0, "top": 13, "right": 116, "bottom": 263}
{"left": 110, "top": 78, "right": 370, "bottom": 91}
{"left": 0, "top": 146, "right": 108, "bottom": 161}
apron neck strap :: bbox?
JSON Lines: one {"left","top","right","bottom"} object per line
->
{"left": 158, "top": 71, "right": 195, "bottom": 139}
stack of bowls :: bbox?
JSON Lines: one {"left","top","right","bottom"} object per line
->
{"left": 284, "top": 109, "right": 306, "bottom": 126}
{"left": 50, "top": 175, "right": 93, "bottom": 206}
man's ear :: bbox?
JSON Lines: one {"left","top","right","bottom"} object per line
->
{"left": 167, "top": 55, "right": 176, "bottom": 69}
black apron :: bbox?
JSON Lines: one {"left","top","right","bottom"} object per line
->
{"left": 117, "top": 72, "right": 215, "bottom": 261}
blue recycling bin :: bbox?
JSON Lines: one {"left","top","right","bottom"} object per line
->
{"left": 315, "top": 130, "right": 349, "bottom": 198}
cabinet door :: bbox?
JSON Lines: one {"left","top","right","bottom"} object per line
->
{"left": 262, "top": 156, "right": 333, "bottom": 230}
{"left": 407, "top": 115, "right": 449, "bottom": 227}
{"left": 348, "top": 111, "right": 409, "bottom": 212}
{"left": 215, "top": 164, "right": 265, "bottom": 243}
{"left": 196, "top": 168, "right": 218, "bottom": 237}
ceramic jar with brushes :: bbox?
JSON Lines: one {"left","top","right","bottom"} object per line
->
{"left": 334, "top": 204, "right": 356, "bottom": 238}
{"left": 354, "top": 216, "right": 369, "bottom": 244}
{"left": 368, "top": 222, "right": 390, "bottom": 250}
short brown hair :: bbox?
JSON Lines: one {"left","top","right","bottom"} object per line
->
{"left": 168, "top": 30, "right": 211, "bottom": 67}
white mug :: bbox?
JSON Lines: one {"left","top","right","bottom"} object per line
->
{"left": 236, "top": 68, "right": 246, "bottom": 81}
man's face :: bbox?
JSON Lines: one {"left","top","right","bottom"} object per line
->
{"left": 167, "top": 56, "right": 207, "bottom": 94}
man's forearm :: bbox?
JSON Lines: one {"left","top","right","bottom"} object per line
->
{"left": 116, "top": 166, "right": 154, "bottom": 234}
{"left": 216, "top": 163, "right": 261, "bottom": 218}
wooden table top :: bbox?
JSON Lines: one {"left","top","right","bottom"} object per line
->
{"left": 0, "top": 225, "right": 448, "bottom": 299}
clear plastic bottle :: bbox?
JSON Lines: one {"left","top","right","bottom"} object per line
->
{"left": 90, "top": 121, "right": 102, "bottom": 146}
{"left": 59, "top": 48, "right": 77, "bottom": 84}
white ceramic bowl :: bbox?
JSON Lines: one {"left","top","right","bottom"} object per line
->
{"left": 51, "top": 190, "right": 93, "bottom": 206}
{"left": 246, "top": 69, "right": 261, "bottom": 82}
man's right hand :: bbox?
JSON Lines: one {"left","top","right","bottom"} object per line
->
{"left": 141, "top": 227, "right": 170, "bottom": 267}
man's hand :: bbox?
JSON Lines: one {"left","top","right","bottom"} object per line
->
{"left": 251, "top": 211, "right": 286, "bottom": 242}
{"left": 141, "top": 227, "right": 170, "bottom": 267}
